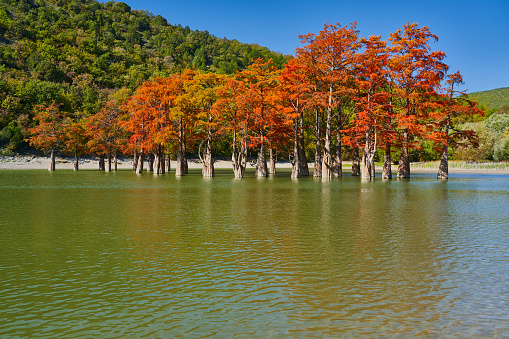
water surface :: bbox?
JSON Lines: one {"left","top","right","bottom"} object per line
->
{"left": 1, "top": 169, "right": 508, "bottom": 337}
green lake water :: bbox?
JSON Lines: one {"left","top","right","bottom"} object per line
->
{"left": 1, "top": 169, "right": 508, "bottom": 338}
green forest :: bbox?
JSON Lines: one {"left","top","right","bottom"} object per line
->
{"left": 0, "top": 0, "right": 289, "bottom": 152}
{"left": 467, "top": 87, "right": 509, "bottom": 111}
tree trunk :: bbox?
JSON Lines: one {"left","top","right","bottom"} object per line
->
{"left": 202, "top": 135, "right": 214, "bottom": 177}
{"left": 232, "top": 130, "right": 247, "bottom": 178}
{"left": 159, "top": 151, "right": 165, "bottom": 174}
{"left": 74, "top": 152, "right": 79, "bottom": 171}
{"left": 113, "top": 152, "right": 117, "bottom": 171}
{"left": 333, "top": 134, "right": 342, "bottom": 177}
{"left": 166, "top": 152, "right": 171, "bottom": 173}
{"left": 176, "top": 148, "right": 185, "bottom": 176}
{"left": 133, "top": 150, "right": 138, "bottom": 171}
{"left": 397, "top": 129, "right": 410, "bottom": 178}
{"left": 106, "top": 153, "right": 112, "bottom": 172}
{"left": 361, "top": 152, "right": 371, "bottom": 180}
{"left": 136, "top": 153, "right": 144, "bottom": 174}
{"left": 351, "top": 147, "right": 360, "bottom": 176}
{"left": 147, "top": 153, "right": 154, "bottom": 172}
{"left": 321, "top": 105, "right": 333, "bottom": 179}
{"left": 269, "top": 148, "right": 276, "bottom": 175}
{"left": 437, "top": 121, "right": 449, "bottom": 180}
{"left": 299, "top": 114, "right": 309, "bottom": 176}
{"left": 256, "top": 142, "right": 268, "bottom": 177}
{"left": 314, "top": 109, "right": 322, "bottom": 178}
{"left": 153, "top": 151, "right": 160, "bottom": 175}
{"left": 291, "top": 118, "right": 300, "bottom": 178}
{"left": 437, "top": 147, "right": 448, "bottom": 180}
{"left": 99, "top": 154, "right": 105, "bottom": 171}
{"left": 382, "top": 143, "right": 392, "bottom": 180}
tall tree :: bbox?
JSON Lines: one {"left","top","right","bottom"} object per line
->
{"left": 278, "top": 58, "right": 311, "bottom": 178}
{"left": 237, "top": 59, "right": 281, "bottom": 177}
{"left": 27, "top": 102, "right": 64, "bottom": 171}
{"left": 389, "top": 23, "right": 447, "bottom": 178}
{"left": 297, "top": 22, "right": 359, "bottom": 179}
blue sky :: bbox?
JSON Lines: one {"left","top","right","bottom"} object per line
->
{"left": 121, "top": 0, "right": 508, "bottom": 93}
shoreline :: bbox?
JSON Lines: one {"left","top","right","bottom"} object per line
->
{"left": 1, "top": 155, "right": 509, "bottom": 174}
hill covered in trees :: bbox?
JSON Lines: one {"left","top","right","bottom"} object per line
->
{"left": 467, "top": 87, "right": 509, "bottom": 111}
{"left": 0, "top": 0, "right": 290, "bottom": 152}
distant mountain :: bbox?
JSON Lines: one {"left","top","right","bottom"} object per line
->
{"left": 467, "top": 87, "right": 509, "bottom": 111}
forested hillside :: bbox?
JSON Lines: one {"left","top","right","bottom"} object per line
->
{"left": 467, "top": 87, "right": 509, "bottom": 111}
{"left": 0, "top": 0, "right": 289, "bottom": 152}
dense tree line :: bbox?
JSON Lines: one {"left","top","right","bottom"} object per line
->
{"left": 0, "top": 0, "right": 290, "bottom": 152}
{"left": 27, "top": 22, "right": 483, "bottom": 180}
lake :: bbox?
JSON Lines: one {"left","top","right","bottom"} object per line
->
{"left": 1, "top": 169, "right": 508, "bottom": 338}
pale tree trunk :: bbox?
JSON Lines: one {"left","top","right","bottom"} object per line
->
{"left": 176, "top": 148, "right": 185, "bottom": 176}
{"left": 351, "top": 147, "right": 360, "bottom": 176}
{"left": 361, "top": 127, "right": 377, "bottom": 180}
{"left": 201, "top": 131, "right": 214, "bottom": 177}
{"left": 232, "top": 130, "right": 247, "bottom": 178}
{"left": 256, "top": 141, "right": 268, "bottom": 177}
{"left": 136, "top": 153, "right": 144, "bottom": 174}
{"left": 382, "top": 143, "right": 392, "bottom": 180}
{"left": 437, "top": 147, "right": 448, "bottom": 180}
{"left": 98, "top": 154, "right": 105, "bottom": 171}
{"left": 133, "top": 150, "right": 138, "bottom": 171}
{"left": 74, "top": 151, "right": 79, "bottom": 171}
{"left": 48, "top": 150, "right": 56, "bottom": 171}
{"left": 321, "top": 88, "right": 333, "bottom": 179}
{"left": 113, "top": 152, "right": 117, "bottom": 171}
{"left": 153, "top": 150, "right": 160, "bottom": 175}
{"left": 314, "top": 109, "right": 322, "bottom": 178}
{"left": 437, "top": 119, "right": 449, "bottom": 180}
{"left": 269, "top": 148, "right": 276, "bottom": 175}
{"left": 397, "top": 129, "right": 410, "bottom": 178}
{"left": 291, "top": 118, "right": 300, "bottom": 178}
{"left": 105, "top": 153, "right": 112, "bottom": 172}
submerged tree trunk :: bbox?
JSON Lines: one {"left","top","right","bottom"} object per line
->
{"left": 133, "top": 150, "right": 138, "bottom": 171}
{"left": 73, "top": 152, "right": 79, "bottom": 171}
{"left": 382, "top": 143, "right": 392, "bottom": 180}
{"left": 105, "top": 153, "right": 112, "bottom": 172}
{"left": 321, "top": 105, "right": 333, "bottom": 179}
{"left": 98, "top": 154, "right": 105, "bottom": 171}
{"left": 333, "top": 134, "right": 342, "bottom": 177}
{"left": 314, "top": 109, "right": 322, "bottom": 178}
{"left": 299, "top": 114, "right": 309, "bottom": 177}
{"left": 256, "top": 142, "right": 268, "bottom": 177}
{"left": 361, "top": 129, "right": 377, "bottom": 180}
{"left": 397, "top": 129, "right": 410, "bottom": 178}
{"left": 166, "top": 152, "right": 171, "bottom": 173}
{"left": 136, "top": 153, "right": 144, "bottom": 174}
{"left": 176, "top": 148, "right": 185, "bottom": 176}
{"left": 437, "top": 147, "right": 448, "bottom": 180}
{"left": 201, "top": 132, "right": 214, "bottom": 177}
{"left": 232, "top": 130, "right": 247, "bottom": 178}
{"left": 351, "top": 147, "right": 360, "bottom": 176}
{"left": 437, "top": 120, "right": 449, "bottom": 180}
{"left": 147, "top": 153, "right": 154, "bottom": 172}
{"left": 48, "top": 150, "right": 56, "bottom": 171}
{"left": 291, "top": 118, "right": 302, "bottom": 178}
{"left": 269, "top": 148, "right": 276, "bottom": 175}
